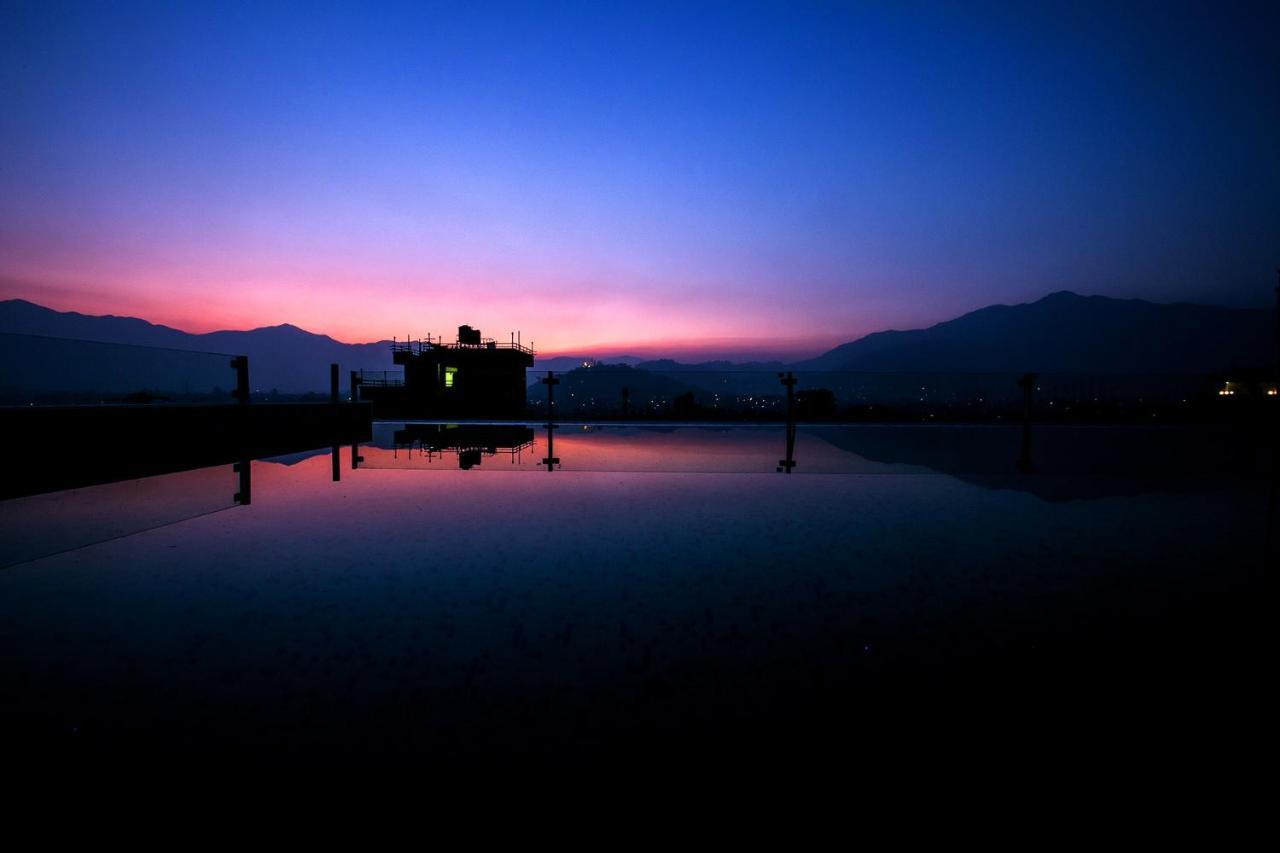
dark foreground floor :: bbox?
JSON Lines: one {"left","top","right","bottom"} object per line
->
{"left": 0, "top": 430, "right": 1271, "bottom": 775}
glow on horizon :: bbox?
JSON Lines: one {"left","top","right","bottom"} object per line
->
{"left": 0, "top": 265, "right": 865, "bottom": 359}
{"left": 1, "top": 3, "right": 1276, "bottom": 359}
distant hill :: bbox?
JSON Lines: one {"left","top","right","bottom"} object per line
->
{"left": 798, "top": 291, "right": 1273, "bottom": 374}
{"left": 633, "top": 358, "right": 789, "bottom": 373}
{"left": 527, "top": 363, "right": 698, "bottom": 416}
{"left": 532, "top": 355, "right": 645, "bottom": 373}
{"left": 3, "top": 290, "right": 1273, "bottom": 397}
{"left": 0, "top": 299, "right": 394, "bottom": 392}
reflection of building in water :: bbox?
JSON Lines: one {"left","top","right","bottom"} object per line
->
{"left": 359, "top": 325, "right": 534, "bottom": 418}
{"left": 392, "top": 423, "right": 535, "bottom": 469}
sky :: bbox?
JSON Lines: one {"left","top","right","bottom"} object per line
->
{"left": 1, "top": 1, "right": 1277, "bottom": 359}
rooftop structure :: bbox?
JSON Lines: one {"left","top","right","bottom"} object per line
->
{"left": 357, "top": 325, "right": 535, "bottom": 418}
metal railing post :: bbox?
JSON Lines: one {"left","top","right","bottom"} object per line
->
{"left": 779, "top": 371, "right": 797, "bottom": 421}
{"left": 1017, "top": 372, "right": 1037, "bottom": 474}
{"left": 1018, "top": 372, "right": 1037, "bottom": 425}
{"left": 542, "top": 370, "right": 559, "bottom": 420}
{"left": 231, "top": 355, "right": 249, "bottom": 404}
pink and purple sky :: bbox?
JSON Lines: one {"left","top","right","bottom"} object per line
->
{"left": 2, "top": 2, "right": 1276, "bottom": 359}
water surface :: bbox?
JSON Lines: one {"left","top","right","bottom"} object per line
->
{"left": 1, "top": 423, "right": 1270, "bottom": 767}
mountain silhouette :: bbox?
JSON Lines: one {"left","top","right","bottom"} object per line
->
{"left": 0, "top": 299, "right": 394, "bottom": 392}
{"left": 527, "top": 362, "right": 699, "bottom": 416}
{"left": 2, "top": 290, "right": 1273, "bottom": 396}
{"left": 797, "top": 291, "right": 1273, "bottom": 373}
{"left": 633, "top": 358, "right": 789, "bottom": 372}
{"left": 531, "top": 355, "right": 645, "bottom": 373}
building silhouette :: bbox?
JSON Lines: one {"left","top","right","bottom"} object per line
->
{"left": 359, "top": 325, "right": 534, "bottom": 418}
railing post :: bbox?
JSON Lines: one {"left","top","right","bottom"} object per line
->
{"left": 542, "top": 370, "right": 559, "bottom": 420}
{"left": 330, "top": 363, "right": 339, "bottom": 403}
{"left": 779, "top": 371, "right": 797, "bottom": 421}
{"left": 231, "top": 355, "right": 249, "bottom": 404}
{"left": 350, "top": 370, "right": 361, "bottom": 402}
{"left": 1018, "top": 372, "right": 1037, "bottom": 425}
{"left": 1016, "top": 373, "right": 1037, "bottom": 474}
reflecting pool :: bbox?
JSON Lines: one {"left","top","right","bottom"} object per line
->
{"left": 1, "top": 423, "right": 1272, "bottom": 768}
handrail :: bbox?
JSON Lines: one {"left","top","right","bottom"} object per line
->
{"left": 358, "top": 370, "right": 404, "bottom": 387}
{"left": 391, "top": 339, "right": 535, "bottom": 355}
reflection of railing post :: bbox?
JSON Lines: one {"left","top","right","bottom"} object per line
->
{"left": 231, "top": 355, "right": 249, "bottom": 404}
{"left": 1271, "top": 271, "right": 1279, "bottom": 558}
{"left": 779, "top": 371, "right": 797, "bottom": 421}
{"left": 330, "top": 363, "right": 339, "bottom": 403}
{"left": 542, "top": 371, "right": 559, "bottom": 420}
{"left": 1017, "top": 423, "right": 1034, "bottom": 474}
{"left": 233, "top": 459, "right": 251, "bottom": 504}
{"left": 351, "top": 441, "right": 362, "bottom": 469}
{"left": 332, "top": 445, "right": 341, "bottom": 482}
{"left": 777, "top": 422, "right": 797, "bottom": 473}
{"left": 541, "top": 423, "right": 559, "bottom": 472}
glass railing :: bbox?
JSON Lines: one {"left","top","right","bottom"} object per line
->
{"left": 0, "top": 462, "right": 239, "bottom": 568}
{"left": 0, "top": 332, "right": 241, "bottom": 405}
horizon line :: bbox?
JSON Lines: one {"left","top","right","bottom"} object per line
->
{"left": 3, "top": 288, "right": 1271, "bottom": 364}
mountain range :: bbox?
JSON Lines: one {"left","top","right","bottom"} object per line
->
{"left": 794, "top": 290, "right": 1272, "bottom": 374}
{"left": 0, "top": 298, "right": 395, "bottom": 392}
{"left": 1, "top": 291, "right": 1273, "bottom": 392}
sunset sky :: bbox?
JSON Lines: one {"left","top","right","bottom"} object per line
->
{"left": 2, "top": 1, "right": 1276, "bottom": 359}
